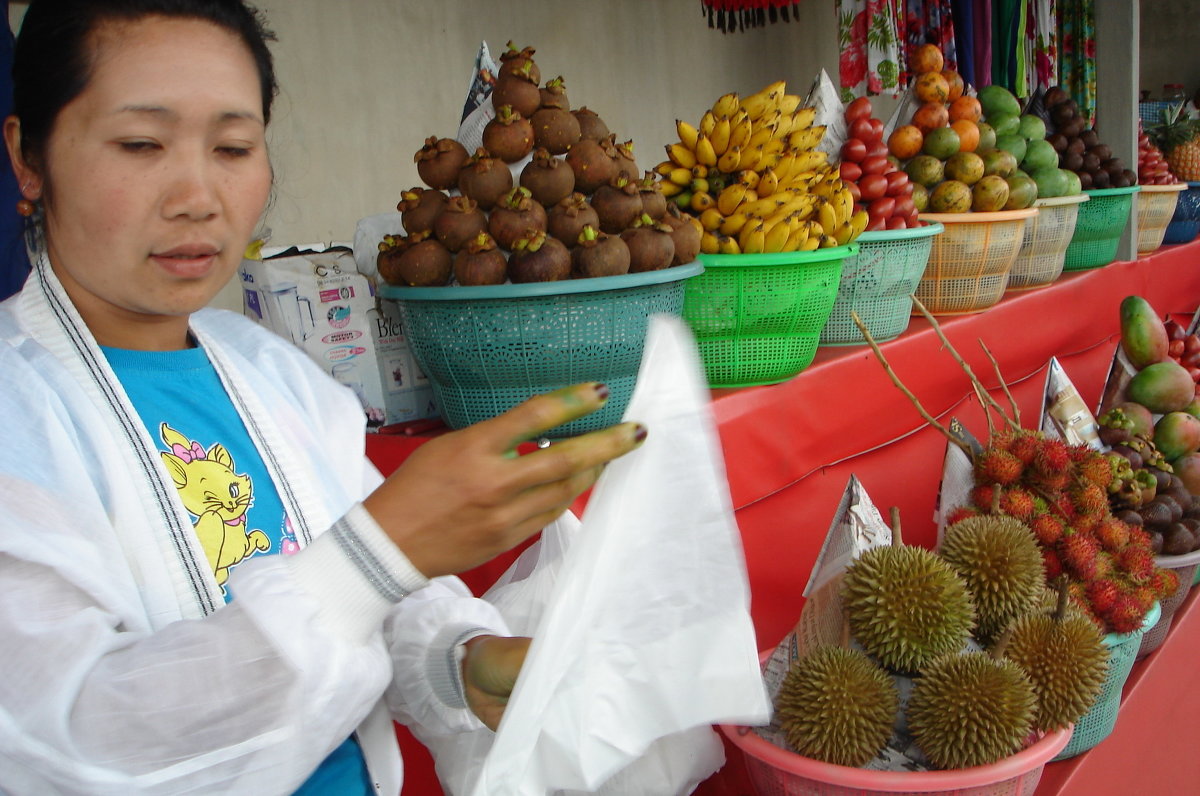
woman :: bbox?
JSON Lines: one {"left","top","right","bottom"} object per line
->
{"left": 0, "top": 1, "right": 645, "bottom": 793}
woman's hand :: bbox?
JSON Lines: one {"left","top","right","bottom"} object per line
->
{"left": 461, "top": 635, "right": 531, "bottom": 731}
{"left": 362, "top": 382, "right": 645, "bottom": 578}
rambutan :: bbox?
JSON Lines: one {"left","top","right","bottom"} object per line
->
{"left": 1032, "top": 470, "right": 1072, "bottom": 493}
{"left": 1030, "top": 514, "right": 1065, "bottom": 546}
{"left": 1000, "top": 488, "right": 1037, "bottom": 521}
{"left": 970, "top": 484, "right": 999, "bottom": 512}
{"left": 1067, "top": 443, "right": 1093, "bottom": 463}
{"left": 1150, "top": 567, "right": 1182, "bottom": 601}
{"left": 1060, "top": 534, "right": 1100, "bottom": 581}
{"left": 1069, "top": 515, "right": 1101, "bottom": 535}
{"left": 1008, "top": 433, "right": 1041, "bottom": 465}
{"left": 1105, "top": 593, "right": 1147, "bottom": 634}
{"left": 1095, "top": 518, "right": 1131, "bottom": 553}
{"left": 1071, "top": 483, "right": 1109, "bottom": 518}
{"left": 1086, "top": 579, "right": 1120, "bottom": 614}
{"left": 1117, "top": 547, "right": 1156, "bottom": 583}
{"left": 1127, "top": 525, "right": 1153, "bottom": 551}
{"left": 1042, "top": 549, "right": 1064, "bottom": 579}
{"left": 976, "top": 448, "right": 1024, "bottom": 486}
{"left": 1076, "top": 453, "right": 1114, "bottom": 490}
{"left": 1033, "top": 438, "right": 1072, "bottom": 476}
{"left": 1092, "top": 551, "right": 1116, "bottom": 582}
{"left": 945, "top": 505, "right": 980, "bottom": 526}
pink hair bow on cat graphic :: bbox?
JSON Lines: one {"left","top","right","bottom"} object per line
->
{"left": 171, "top": 441, "right": 206, "bottom": 463}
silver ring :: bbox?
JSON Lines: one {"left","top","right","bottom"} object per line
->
{"left": 536, "top": 437, "right": 552, "bottom": 449}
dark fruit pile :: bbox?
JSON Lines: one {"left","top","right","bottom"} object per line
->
{"left": 1043, "top": 85, "right": 1137, "bottom": 190}
{"left": 379, "top": 42, "right": 699, "bottom": 287}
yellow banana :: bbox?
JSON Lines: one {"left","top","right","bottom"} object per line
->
{"left": 717, "top": 145, "right": 743, "bottom": 174}
{"left": 717, "top": 183, "right": 750, "bottom": 216}
{"left": 757, "top": 167, "right": 780, "bottom": 198}
{"left": 763, "top": 215, "right": 794, "bottom": 253}
{"left": 819, "top": 234, "right": 837, "bottom": 248}
{"left": 691, "top": 177, "right": 709, "bottom": 195}
{"left": 742, "top": 194, "right": 790, "bottom": 219}
{"left": 717, "top": 234, "right": 742, "bottom": 255}
{"left": 785, "top": 219, "right": 810, "bottom": 252}
{"left": 694, "top": 134, "right": 717, "bottom": 168}
{"left": 711, "top": 92, "right": 741, "bottom": 120}
{"left": 728, "top": 115, "right": 753, "bottom": 153}
{"left": 799, "top": 235, "right": 821, "bottom": 251}
{"left": 698, "top": 207, "right": 724, "bottom": 232}
{"left": 789, "top": 150, "right": 829, "bottom": 173}
{"left": 659, "top": 180, "right": 684, "bottom": 198}
{"left": 736, "top": 169, "right": 760, "bottom": 190}
{"left": 709, "top": 116, "right": 732, "bottom": 156}
{"left": 740, "top": 219, "right": 767, "bottom": 254}
{"left": 667, "top": 142, "right": 696, "bottom": 170}
{"left": 738, "top": 145, "right": 764, "bottom": 172}
{"left": 749, "top": 122, "right": 779, "bottom": 151}
{"left": 742, "top": 80, "right": 786, "bottom": 120}
{"left": 699, "top": 110, "right": 717, "bottom": 137}
{"left": 788, "top": 106, "right": 817, "bottom": 132}
{"left": 787, "top": 126, "right": 827, "bottom": 151}
{"left": 655, "top": 160, "right": 676, "bottom": 176}
{"left": 817, "top": 199, "right": 838, "bottom": 237}
{"left": 700, "top": 230, "right": 720, "bottom": 254}
{"left": 691, "top": 164, "right": 709, "bottom": 179}
{"left": 690, "top": 190, "right": 716, "bottom": 213}
{"left": 778, "top": 94, "right": 803, "bottom": 116}
{"left": 772, "top": 153, "right": 797, "bottom": 185}
{"left": 834, "top": 221, "right": 854, "bottom": 246}
{"left": 833, "top": 186, "right": 855, "bottom": 229}
{"left": 761, "top": 138, "right": 786, "bottom": 158}
{"left": 666, "top": 167, "right": 693, "bottom": 187}
{"left": 849, "top": 208, "right": 870, "bottom": 241}
{"left": 675, "top": 119, "right": 699, "bottom": 151}
{"left": 757, "top": 150, "right": 782, "bottom": 174}
{"left": 719, "top": 211, "right": 750, "bottom": 237}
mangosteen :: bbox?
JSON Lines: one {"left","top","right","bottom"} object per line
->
{"left": 1048, "top": 133, "right": 1069, "bottom": 153}
{"left": 610, "top": 136, "right": 639, "bottom": 180}
{"left": 591, "top": 175, "right": 643, "bottom": 234}
{"left": 571, "top": 225, "right": 631, "bottom": 278}
{"left": 378, "top": 230, "right": 451, "bottom": 287}
{"left": 548, "top": 192, "right": 600, "bottom": 245}
{"left": 1098, "top": 424, "right": 1132, "bottom": 446}
{"left": 636, "top": 171, "right": 669, "bottom": 220}
{"left": 491, "top": 68, "right": 541, "bottom": 118}
{"left": 433, "top": 195, "right": 488, "bottom": 253}
{"left": 454, "top": 232, "right": 509, "bottom": 286}
{"left": 1063, "top": 151, "right": 1084, "bottom": 172}
{"left": 1153, "top": 469, "right": 1173, "bottom": 491}
{"left": 1061, "top": 117, "right": 1086, "bottom": 139}
{"left": 1092, "top": 144, "right": 1114, "bottom": 163}
{"left": 659, "top": 205, "right": 702, "bottom": 265}
{"left": 457, "top": 147, "right": 513, "bottom": 211}
{"left": 1050, "top": 103, "right": 1077, "bottom": 128}
{"left": 573, "top": 107, "right": 611, "bottom": 143}
{"left": 414, "top": 136, "right": 469, "bottom": 191}
{"left": 1080, "top": 129, "right": 1100, "bottom": 149}
{"left": 396, "top": 187, "right": 448, "bottom": 236}
{"left": 1044, "top": 86, "right": 1070, "bottom": 108}
{"left": 497, "top": 41, "right": 540, "bottom": 85}
{"left": 1122, "top": 169, "right": 1139, "bottom": 185}
{"left": 1111, "top": 173, "right": 1132, "bottom": 188}
{"left": 482, "top": 105, "right": 535, "bottom": 163}
{"left": 1066, "top": 137, "right": 1086, "bottom": 156}
{"left": 538, "top": 75, "right": 570, "bottom": 111}
{"left": 531, "top": 79, "right": 582, "bottom": 155}
{"left": 566, "top": 138, "right": 620, "bottom": 195}
{"left": 520, "top": 148, "right": 576, "bottom": 207}
{"left": 620, "top": 214, "right": 676, "bottom": 272}
{"left": 508, "top": 229, "right": 571, "bottom": 283}
{"left": 489, "top": 186, "right": 548, "bottom": 251}
{"left": 1078, "top": 170, "right": 1094, "bottom": 189}
{"left": 1081, "top": 152, "right": 1101, "bottom": 173}
{"left": 1092, "top": 169, "right": 1111, "bottom": 189}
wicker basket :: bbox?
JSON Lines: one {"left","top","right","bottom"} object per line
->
{"left": 686, "top": 247, "right": 854, "bottom": 387}
{"left": 1163, "top": 181, "right": 1200, "bottom": 244}
{"left": 1136, "top": 182, "right": 1188, "bottom": 254}
{"left": 914, "top": 209, "right": 1038, "bottom": 314}
{"left": 1062, "top": 186, "right": 1141, "bottom": 271}
{"left": 378, "top": 264, "right": 702, "bottom": 438}
{"left": 1137, "top": 550, "right": 1200, "bottom": 658}
{"left": 1053, "top": 601, "right": 1161, "bottom": 760}
{"left": 820, "top": 223, "right": 943, "bottom": 346}
{"left": 1007, "top": 194, "right": 1089, "bottom": 290}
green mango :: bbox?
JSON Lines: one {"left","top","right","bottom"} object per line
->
{"left": 1128, "top": 361, "right": 1196, "bottom": 414}
{"left": 1119, "top": 295, "right": 1169, "bottom": 369}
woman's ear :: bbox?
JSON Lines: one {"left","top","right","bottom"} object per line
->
{"left": 3, "top": 116, "right": 42, "bottom": 200}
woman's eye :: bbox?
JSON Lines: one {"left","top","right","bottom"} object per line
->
{"left": 118, "top": 140, "right": 159, "bottom": 153}
{"left": 217, "top": 146, "right": 253, "bottom": 158}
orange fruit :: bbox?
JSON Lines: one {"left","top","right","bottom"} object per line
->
{"left": 913, "top": 72, "right": 950, "bottom": 104}
{"left": 911, "top": 43, "right": 945, "bottom": 74}
{"left": 950, "top": 119, "right": 980, "bottom": 152}
{"left": 888, "top": 124, "right": 924, "bottom": 160}
{"left": 912, "top": 102, "right": 950, "bottom": 135}
{"left": 942, "top": 69, "right": 965, "bottom": 102}
{"left": 948, "top": 96, "right": 982, "bottom": 123}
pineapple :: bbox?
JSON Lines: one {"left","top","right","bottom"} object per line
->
{"left": 1148, "top": 103, "right": 1200, "bottom": 181}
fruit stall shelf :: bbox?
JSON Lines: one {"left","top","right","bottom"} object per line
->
{"left": 365, "top": 238, "right": 1200, "bottom": 796}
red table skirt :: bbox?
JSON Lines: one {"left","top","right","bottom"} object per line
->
{"left": 367, "top": 239, "right": 1200, "bottom": 796}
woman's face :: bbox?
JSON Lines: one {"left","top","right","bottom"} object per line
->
{"left": 23, "top": 16, "right": 271, "bottom": 349}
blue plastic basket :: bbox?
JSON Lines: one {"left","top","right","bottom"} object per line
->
{"left": 1163, "top": 181, "right": 1200, "bottom": 244}
{"left": 378, "top": 264, "right": 702, "bottom": 438}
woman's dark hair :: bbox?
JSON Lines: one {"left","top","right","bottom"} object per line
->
{"left": 12, "top": 0, "right": 278, "bottom": 167}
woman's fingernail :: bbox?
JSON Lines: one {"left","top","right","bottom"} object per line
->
{"left": 594, "top": 383, "right": 610, "bottom": 401}
{"left": 633, "top": 424, "right": 648, "bottom": 443}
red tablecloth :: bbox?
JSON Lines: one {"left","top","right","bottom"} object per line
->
{"left": 370, "top": 239, "right": 1200, "bottom": 796}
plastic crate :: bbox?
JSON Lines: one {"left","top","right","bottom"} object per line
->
{"left": 1053, "top": 601, "right": 1161, "bottom": 760}
{"left": 1062, "top": 186, "right": 1140, "bottom": 271}
{"left": 820, "top": 223, "right": 943, "bottom": 346}
{"left": 1135, "top": 182, "right": 1187, "bottom": 254}
{"left": 1008, "top": 195, "right": 1089, "bottom": 290}
{"left": 1162, "top": 181, "right": 1200, "bottom": 244}
{"left": 914, "top": 209, "right": 1038, "bottom": 314}
{"left": 1137, "top": 550, "right": 1200, "bottom": 658}
{"left": 686, "top": 247, "right": 853, "bottom": 387}
{"left": 378, "top": 263, "right": 702, "bottom": 438}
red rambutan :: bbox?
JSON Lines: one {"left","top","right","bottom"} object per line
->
{"left": 1117, "top": 546, "right": 1156, "bottom": 583}
{"left": 1030, "top": 514, "right": 1066, "bottom": 546}
{"left": 1150, "top": 567, "right": 1182, "bottom": 601}
{"left": 1042, "top": 548, "right": 1064, "bottom": 579}
{"left": 1095, "top": 517, "right": 1131, "bottom": 553}
{"left": 1009, "top": 432, "right": 1041, "bottom": 465}
{"left": 999, "top": 487, "right": 1037, "bottom": 520}
{"left": 1086, "top": 578, "right": 1121, "bottom": 614}
{"left": 1071, "top": 482, "right": 1109, "bottom": 518}
{"left": 975, "top": 448, "right": 1024, "bottom": 486}
{"left": 1034, "top": 438, "right": 1072, "bottom": 476}
{"left": 1076, "top": 453, "right": 1115, "bottom": 490}
{"left": 1060, "top": 533, "right": 1101, "bottom": 581}
{"left": 1105, "top": 593, "right": 1147, "bottom": 634}
{"left": 1127, "top": 525, "right": 1153, "bottom": 551}
{"left": 944, "top": 505, "right": 980, "bottom": 526}
{"left": 970, "top": 484, "right": 998, "bottom": 512}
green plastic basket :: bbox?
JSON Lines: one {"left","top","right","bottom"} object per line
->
{"left": 378, "top": 263, "right": 702, "bottom": 438}
{"left": 687, "top": 246, "right": 853, "bottom": 387}
{"left": 820, "top": 223, "right": 943, "bottom": 346}
{"left": 1062, "top": 186, "right": 1140, "bottom": 271}
{"left": 1053, "top": 600, "right": 1160, "bottom": 761}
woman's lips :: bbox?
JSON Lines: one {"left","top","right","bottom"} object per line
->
{"left": 151, "top": 247, "right": 220, "bottom": 278}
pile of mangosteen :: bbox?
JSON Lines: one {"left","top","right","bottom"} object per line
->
{"left": 1041, "top": 85, "right": 1138, "bottom": 190}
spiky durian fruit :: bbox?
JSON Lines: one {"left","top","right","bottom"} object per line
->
{"left": 1002, "top": 592, "right": 1109, "bottom": 731}
{"left": 908, "top": 652, "right": 1037, "bottom": 770}
{"left": 939, "top": 515, "right": 1046, "bottom": 643}
{"left": 841, "top": 545, "right": 976, "bottom": 673}
{"left": 775, "top": 645, "right": 899, "bottom": 767}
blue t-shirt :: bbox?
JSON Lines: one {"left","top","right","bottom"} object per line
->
{"left": 102, "top": 344, "right": 371, "bottom": 796}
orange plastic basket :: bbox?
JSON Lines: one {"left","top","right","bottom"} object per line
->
{"left": 915, "top": 208, "right": 1038, "bottom": 314}
{"left": 1135, "top": 182, "right": 1188, "bottom": 255}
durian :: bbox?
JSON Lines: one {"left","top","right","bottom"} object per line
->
{"left": 775, "top": 645, "right": 899, "bottom": 767}
{"left": 907, "top": 651, "right": 1037, "bottom": 770}
{"left": 938, "top": 515, "right": 1046, "bottom": 643}
{"left": 1002, "top": 580, "right": 1109, "bottom": 731}
{"left": 841, "top": 544, "right": 976, "bottom": 673}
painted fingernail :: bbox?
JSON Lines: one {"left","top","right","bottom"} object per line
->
{"left": 633, "top": 424, "right": 648, "bottom": 443}
{"left": 594, "top": 383, "right": 610, "bottom": 401}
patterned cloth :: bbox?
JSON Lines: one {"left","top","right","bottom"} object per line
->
{"left": 1057, "top": 0, "right": 1096, "bottom": 126}
{"left": 901, "top": 0, "right": 959, "bottom": 78}
{"left": 837, "top": 0, "right": 905, "bottom": 101}
{"left": 1028, "top": 0, "right": 1059, "bottom": 93}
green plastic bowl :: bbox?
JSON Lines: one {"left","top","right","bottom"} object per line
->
{"left": 1062, "top": 186, "right": 1140, "bottom": 271}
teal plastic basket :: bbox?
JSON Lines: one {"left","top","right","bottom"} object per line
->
{"left": 687, "top": 246, "right": 854, "bottom": 387}
{"left": 1137, "top": 550, "right": 1200, "bottom": 659}
{"left": 1053, "top": 601, "right": 1160, "bottom": 761}
{"left": 821, "top": 223, "right": 943, "bottom": 346}
{"left": 1062, "top": 186, "right": 1140, "bottom": 271}
{"left": 378, "top": 263, "right": 702, "bottom": 438}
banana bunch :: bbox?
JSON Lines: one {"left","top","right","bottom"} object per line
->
{"left": 657, "top": 80, "right": 868, "bottom": 254}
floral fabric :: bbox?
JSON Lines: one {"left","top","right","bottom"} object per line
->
{"left": 1028, "top": 0, "right": 1059, "bottom": 93}
{"left": 1057, "top": 0, "right": 1096, "bottom": 126}
{"left": 900, "top": 0, "right": 959, "bottom": 82}
{"left": 837, "top": 0, "right": 905, "bottom": 101}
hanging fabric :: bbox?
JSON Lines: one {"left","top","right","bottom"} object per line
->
{"left": 950, "top": 0, "right": 976, "bottom": 88}
{"left": 1028, "top": 0, "right": 1059, "bottom": 94}
{"left": 992, "top": 0, "right": 1020, "bottom": 94}
{"left": 1057, "top": 0, "right": 1096, "bottom": 126}
{"left": 901, "top": 0, "right": 959, "bottom": 75}
{"left": 836, "top": 0, "right": 905, "bottom": 102}
{"left": 700, "top": 0, "right": 805, "bottom": 32}
{"left": 973, "top": 0, "right": 993, "bottom": 89}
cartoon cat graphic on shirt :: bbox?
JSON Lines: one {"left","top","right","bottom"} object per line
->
{"left": 159, "top": 423, "right": 270, "bottom": 588}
